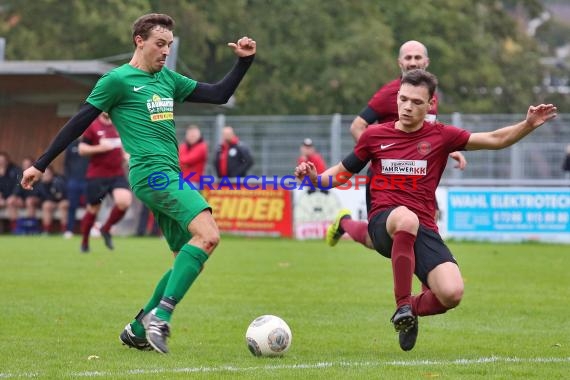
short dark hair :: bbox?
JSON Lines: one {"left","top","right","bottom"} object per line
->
{"left": 401, "top": 69, "right": 438, "bottom": 100}
{"left": 132, "top": 13, "right": 175, "bottom": 46}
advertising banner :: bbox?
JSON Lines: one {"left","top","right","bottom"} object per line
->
{"left": 445, "top": 187, "right": 570, "bottom": 242}
{"left": 203, "top": 187, "right": 293, "bottom": 237}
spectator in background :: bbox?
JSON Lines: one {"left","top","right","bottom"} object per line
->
{"left": 563, "top": 144, "right": 570, "bottom": 179}
{"left": 6, "top": 157, "right": 40, "bottom": 233}
{"left": 79, "top": 112, "right": 132, "bottom": 253}
{"left": 179, "top": 125, "right": 208, "bottom": 183}
{"left": 38, "top": 166, "right": 69, "bottom": 234}
{"left": 297, "top": 138, "right": 327, "bottom": 174}
{"left": 0, "top": 152, "right": 20, "bottom": 213}
{"left": 63, "top": 138, "right": 89, "bottom": 238}
{"left": 214, "top": 126, "right": 254, "bottom": 178}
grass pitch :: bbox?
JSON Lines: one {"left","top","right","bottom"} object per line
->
{"left": 1, "top": 235, "right": 569, "bottom": 379}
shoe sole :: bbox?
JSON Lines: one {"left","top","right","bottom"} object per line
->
{"left": 147, "top": 334, "right": 168, "bottom": 354}
{"left": 393, "top": 315, "right": 416, "bottom": 332}
{"left": 120, "top": 337, "right": 152, "bottom": 351}
{"left": 120, "top": 323, "right": 153, "bottom": 351}
{"left": 399, "top": 325, "right": 419, "bottom": 351}
{"left": 325, "top": 224, "right": 340, "bottom": 247}
{"left": 119, "top": 335, "right": 135, "bottom": 348}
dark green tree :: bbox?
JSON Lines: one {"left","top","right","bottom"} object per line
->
{"left": 1, "top": 0, "right": 149, "bottom": 60}
{"left": 381, "top": 0, "right": 544, "bottom": 113}
{"left": 148, "top": 0, "right": 395, "bottom": 114}
{"left": 1, "top": 0, "right": 560, "bottom": 113}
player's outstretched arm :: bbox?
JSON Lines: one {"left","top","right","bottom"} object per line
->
{"left": 294, "top": 161, "right": 353, "bottom": 189}
{"left": 20, "top": 103, "right": 101, "bottom": 190}
{"left": 465, "top": 104, "right": 557, "bottom": 151}
{"left": 186, "top": 37, "right": 256, "bottom": 105}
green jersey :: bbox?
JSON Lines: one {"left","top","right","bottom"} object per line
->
{"left": 86, "top": 64, "right": 197, "bottom": 185}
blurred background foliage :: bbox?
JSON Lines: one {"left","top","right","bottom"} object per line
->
{"left": 1, "top": 0, "right": 568, "bottom": 114}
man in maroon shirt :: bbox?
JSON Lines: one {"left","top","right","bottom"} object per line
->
{"left": 351, "top": 40, "right": 440, "bottom": 139}
{"left": 179, "top": 125, "right": 208, "bottom": 184}
{"left": 79, "top": 112, "right": 132, "bottom": 253}
{"left": 329, "top": 40, "right": 466, "bottom": 249}
{"left": 296, "top": 69, "right": 557, "bottom": 352}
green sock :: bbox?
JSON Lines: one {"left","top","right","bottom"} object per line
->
{"left": 130, "top": 269, "right": 172, "bottom": 337}
{"left": 155, "top": 244, "right": 209, "bottom": 322}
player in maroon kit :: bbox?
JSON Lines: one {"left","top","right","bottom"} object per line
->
{"left": 296, "top": 69, "right": 557, "bottom": 352}
{"left": 78, "top": 112, "right": 132, "bottom": 253}
{"left": 327, "top": 40, "right": 466, "bottom": 249}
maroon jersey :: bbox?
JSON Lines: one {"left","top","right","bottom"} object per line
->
{"left": 368, "top": 78, "right": 438, "bottom": 123}
{"left": 82, "top": 118, "right": 125, "bottom": 178}
{"left": 353, "top": 121, "right": 470, "bottom": 232}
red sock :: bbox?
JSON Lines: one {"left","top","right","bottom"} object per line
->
{"left": 391, "top": 231, "right": 416, "bottom": 308}
{"left": 81, "top": 211, "right": 96, "bottom": 246}
{"left": 101, "top": 206, "right": 126, "bottom": 233}
{"left": 10, "top": 220, "right": 17, "bottom": 232}
{"left": 340, "top": 219, "right": 369, "bottom": 246}
{"left": 412, "top": 288, "right": 448, "bottom": 316}
{"left": 43, "top": 223, "right": 51, "bottom": 233}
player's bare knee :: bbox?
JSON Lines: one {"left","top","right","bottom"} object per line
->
{"left": 87, "top": 204, "right": 100, "bottom": 213}
{"left": 114, "top": 195, "right": 132, "bottom": 210}
{"left": 440, "top": 286, "right": 464, "bottom": 309}
{"left": 116, "top": 202, "right": 130, "bottom": 210}
{"left": 188, "top": 210, "right": 221, "bottom": 253}
{"left": 204, "top": 230, "right": 220, "bottom": 251}
{"left": 389, "top": 207, "right": 419, "bottom": 233}
{"left": 190, "top": 228, "right": 220, "bottom": 254}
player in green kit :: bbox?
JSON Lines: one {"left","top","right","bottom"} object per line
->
{"left": 21, "top": 13, "right": 256, "bottom": 354}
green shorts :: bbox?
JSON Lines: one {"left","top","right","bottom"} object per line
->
{"left": 132, "top": 169, "right": 210, "bottom": 252}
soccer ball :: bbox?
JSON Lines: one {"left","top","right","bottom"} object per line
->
{"left": 245, "top": 315, "right": 292, "bottom": 357}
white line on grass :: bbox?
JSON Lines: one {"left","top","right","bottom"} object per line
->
{"left": 1, "top": 356, "right": 569, "bottom": 378}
